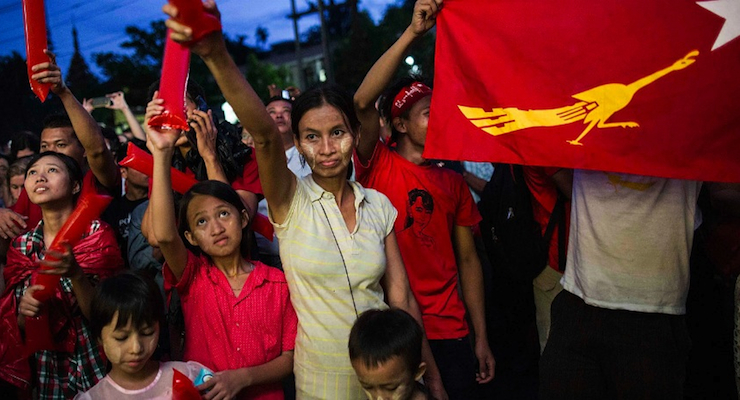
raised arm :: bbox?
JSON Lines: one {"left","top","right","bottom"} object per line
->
{"left": 31, "top": 51, "right": 119, "bottom": 191}
{"left": 163, "top": 1, "right": 295, "bottom": 222}
{"left": 106, "top": 91, "right": 147, "bottom": 141}
{"left": 354, "top": 0, "right": 442, "bottom": 163}
{"left": 146, "top": 127, "right": 188, "bottom": 280}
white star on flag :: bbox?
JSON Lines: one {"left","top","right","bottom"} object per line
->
{"left": 698, "top": 0, "right": 740, "bottom": 50}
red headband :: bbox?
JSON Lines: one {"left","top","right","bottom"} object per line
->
{"left": 391, "top": 82, "right": 432, "bottom": 119}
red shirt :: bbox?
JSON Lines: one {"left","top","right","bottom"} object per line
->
{"left": 523, "top": 166, "right": 571, "bottom": 272}
{"left": 164, "top": 252, "right": 297, "bottom": 400}
{"left": 354, "top": 142, "right": 481, "bottom": 340}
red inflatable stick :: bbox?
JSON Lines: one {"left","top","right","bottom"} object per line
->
{"left": 119, "top": 143, "right": 275, "bottom": 240}
{"left": 172, "top": 369, "right": 201, "bottom": 400}
{"left": 22, "top": 0, "right": 50, "bottom": 101}
{"left": 25, "top": 174, "right": 113, "bottom": 354}
{"left": 169, "top": 0, "right": 222, "bottom": 44}
{"left": 119, "top": 142, "right": 198, "bottom": 194}
{"left": 148, "top": 32, "right": 191, "bottom": 132}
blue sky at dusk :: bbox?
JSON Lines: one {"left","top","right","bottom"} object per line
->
{"left": 0, "top": 0, "right": 399, "bottom": 77}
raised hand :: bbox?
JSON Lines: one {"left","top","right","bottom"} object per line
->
{"left": 162, "top": 0, "right": 225, "bottom": 59}
{"left": 82, "top": 98, "right": 94, "bottom": 114}
{"left": 30, "top": 50, "right": 66, "bottom": 95}
{"left": 106, "top": 91, "right": 129, "bottom": 110}
{"left": 145, "top": 92, "right": 184, "bottom": 152}
{"left": 410, "top": 0, "right": 443, "bottom": 37}
{"left": 188, "top": 109, "right": 218, "bottom": 159}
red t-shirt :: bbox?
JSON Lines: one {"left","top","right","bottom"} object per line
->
{"left": 354, "top": 142, "right": 481, "bottom": 340}
{"left": 522, "top": 166, "right": 570, "bottom": 272}
{"left": 164, "top": 252, "right": 297, "bottom": 400}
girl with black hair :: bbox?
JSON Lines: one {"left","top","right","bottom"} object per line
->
{"left": 0, "top": 152, "right": 123, "bottom": 399}
{"left": 74, "top": 272, "right": 211, "bottom": 399}
{"left": 147, "top": 116, "right": 297, "bottom": 399}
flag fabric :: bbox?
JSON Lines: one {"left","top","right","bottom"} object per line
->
{"left": 424, "top": 0, "right": 740, "bottom": 182}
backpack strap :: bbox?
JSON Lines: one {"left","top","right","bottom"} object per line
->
{"left": 543, "top": 193, "right": 567, "bottom": 271}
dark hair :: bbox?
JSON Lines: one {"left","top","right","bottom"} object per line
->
{"left": 348, "top": 308, "right": 423, "bottom": 372}
{"left": 42, "top": 114, "right": 74, "bottom": 131}
{"left": 8, "top": 156, "right": 32, "bottom": 185}
{"left": 291, "top": 85, "right": 360, "bottom": 140}
{"left": 90, "top": 272, "right": 165, "bottom": 341}
{"left": 404, "top": 188, "right": 434, "bottom": 229}
{"left": 147, "top": 79, "right": 206, "bottom": 105}
{"left": 25, "top": 151, "right": 84, "bottom": 203}
{"left": 117, "top": 138, "right": 148, "bottom": 163}
{"left": 177, "top": 180, "right": 251, "bottom": 260}
{"left": 9, "top": 131, "right": 40, "bottom": 160}
{"left": 265, "top": 96, "right": 293, "bottom": 107}
{"left": 378, "top": 75, "right": 431, "bottom": 143}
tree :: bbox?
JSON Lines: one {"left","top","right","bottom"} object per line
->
{"left": 66, "top": 26, "right": 100, "bottom": 99}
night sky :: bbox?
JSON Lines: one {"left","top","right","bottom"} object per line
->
{"left": 0, "top": 0, "right": 397, "bottom": 76}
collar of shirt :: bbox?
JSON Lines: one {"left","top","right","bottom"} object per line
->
{"left": 203, "top": 260, "right": 270, "bottom": 301}
{"left": 304, "top": 175, "right": 370, "bottom": 209}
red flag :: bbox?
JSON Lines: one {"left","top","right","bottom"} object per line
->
{"left": 425, "top": 0, "right": 740, "bottom": 182}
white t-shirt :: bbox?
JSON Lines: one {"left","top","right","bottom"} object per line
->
{"left": 561, "top": 170, "right": 702, "bottom": 315}
{"left": 74, "top": 361, "right": 207, "bottom": 400}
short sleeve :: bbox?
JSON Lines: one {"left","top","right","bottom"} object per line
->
{"left": 453, "top": 174, "right": 482, "bottom": 227}
{"left": 379, "top": 193, "right": 398, "bottom": 237}
{"left": 72, "top": 391, "right": 92, "bottom": 400}
{"left": 353, "top": 140, "right": 390, "bottom": 184}
{"left": 281, "top": 284, "right": 298, "bottom": 352}
{"left": 163, "top": 250, "right": 200, "bottom": 298}
{"left": 231, "top": 155, "right": 263, "bottom": 195}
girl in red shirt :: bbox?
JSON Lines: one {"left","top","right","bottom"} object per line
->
{"left": 146, "top": 123, "right": 297, "bottom": 400}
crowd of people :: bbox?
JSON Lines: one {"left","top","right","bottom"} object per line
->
{"left": 0, "top": 0, "right": 739, "bottom": 399}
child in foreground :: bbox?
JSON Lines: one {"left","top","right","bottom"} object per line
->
{"left": 349, "top": 309, "right": 430, "bottom": 400}
{"left": 75, "top": 272, "right": 210, "bottom": 399}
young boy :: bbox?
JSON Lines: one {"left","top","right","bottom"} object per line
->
{"left": 349, "top": 309, "right": 429, "bottom": 400}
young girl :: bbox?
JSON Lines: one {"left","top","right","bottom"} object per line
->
{"left": 161, "top": 2, "right": 445, "bottom": 398}
{"left": 75, "top": 272, "right": 210, "bottom": 399}
{"left": 147, "top": 122, "right": 297, "bottom": 399}
{"left": 0, "top": 152, "right": 123, "bottom": 399}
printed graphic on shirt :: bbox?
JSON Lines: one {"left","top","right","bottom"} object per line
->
{"left": 606, "top": 173, "right": 657, "bottom": 192}
{"left": 400, "top": 188, "right": 435, "bottom": 248}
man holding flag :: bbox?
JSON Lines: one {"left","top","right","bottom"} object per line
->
{"left": 354, "top": 1, "right": 495, "bottom": 398}
{"left": 422, "top": 0, "right": 740, "bottom": 397}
